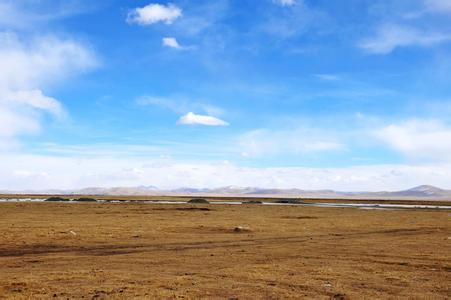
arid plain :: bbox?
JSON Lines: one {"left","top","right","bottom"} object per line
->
{"left": 0, "top": 200, "right": 450, "bottom": 299}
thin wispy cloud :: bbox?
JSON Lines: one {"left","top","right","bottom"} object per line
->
{"left": 314, "top": 74, "right": 340, "bottom": 81}
{"left": 262, "top": 0, "right": 327, "bottom": 39}
{"left": 127, "top": 3, "right": 182, "bottom": 25}
{"left": 273, "top": 0, "right": 297, "bottom": 7}
{"left": 0, "top": 0, "right": 100, "bottom": 29}
{"left": 423, "top": 0, "right": 451, "bottom": 14}
{"left": 239, "top": 128, "right": 344, "bottom": 157}
{"left": 136, "top": 95, "right": 225, "bottom": 117}
{"left": 136, "top": 96, "right": 185, "bottom": 113}
{"left": 359, "top": 23, "right": 451, "bottom": 54}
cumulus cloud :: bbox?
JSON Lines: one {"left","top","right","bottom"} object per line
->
{"left": 374, "top": 119, "right": 451, "bottom": 161}
{"left": 127, "top": 3, "right": 182, "bottom": 25}
{"left": 359, "top": 24, "right": 451, "bottom": 54}
{"left": 177, "top": 112, "right": 229, "bottom": 126}
{"left": 0, "top": 32, "right": 97, "bottom": 147}
{"left": 273, "top": 0, "right": 297, "bottom": 7}
{"left": 162, "top": 37, "right": 181, "bottom": 49}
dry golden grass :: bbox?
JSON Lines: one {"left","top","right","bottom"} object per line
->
{"left": 0, "top": 202, "right": 450, "bottom": 299}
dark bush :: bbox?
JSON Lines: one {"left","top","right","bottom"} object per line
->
{"left": 275, "top": 199, "right": 303, "bottom": 204}
{"left": 45, "top": 197, "right": 70, "bottom": 202}
{"left": 243, "top": 200, "right": 263, "bottom": 204}
{"left": 73, "top": 197, "right": 97, "bottom": 202}
{"left": 188, "top": 198, "right": 210, "bottom": 204}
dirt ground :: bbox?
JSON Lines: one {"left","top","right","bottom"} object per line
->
{"left": 0, "top": 202, "right": 449, "bottom": 299}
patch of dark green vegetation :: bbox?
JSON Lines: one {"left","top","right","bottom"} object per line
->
{"left": 188, "top": 198, "right": 210, "bottom": 204}
{"left": 275, "top": 199, "right": 303, "bottom": 204}
{"left": 243, "top": 200, "right": 263, "bottom": 204}
{"left": 73, "top": 197, "right": 98, "bottom": 202}
{"left": 45, "top": 197, "right": 70, "bottom": 202}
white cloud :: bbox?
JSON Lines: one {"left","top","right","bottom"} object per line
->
{"left": 162, "top": 37, "right": 181, "bottom": 49}
{"left": 177, "top": 112, "right": 229, "bottom": 126}
{"left": 1, "top": 152, "right": 451, "bottom": 191}
{"left": 359, "top": 24, "right": 451, "bottom": 54}
{"left": 127, "top": 3, "right": 182, "bottom": 25}
{"left": 239, "top": 128, "right": 344, "bottom": 157}
{"left": 2, "top": 89, "right": 63, "bottom": 117}
{"left": 0, "top": 32, "right": 97, "bottom": 147}
{"left": 374, "top": 119, "right": 451, "bottom": 161}
{"left": 273, "top": 0, "right": 297, "bottom": 7}
{"left": 0, "top": 32, "right": 97, "bottom": 90}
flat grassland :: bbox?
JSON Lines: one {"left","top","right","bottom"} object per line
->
{"left": 0, "top": 202, "right": 449, "bottom": 299}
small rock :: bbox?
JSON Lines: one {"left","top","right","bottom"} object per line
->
{"left": 233, "top": 226, "right": 251, "bottom": 233}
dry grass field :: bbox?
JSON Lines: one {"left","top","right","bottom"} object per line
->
{"left": 0, "top": 202, "right": 450, "bottom": 299}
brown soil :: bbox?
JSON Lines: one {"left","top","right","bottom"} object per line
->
{"left": 0, "top": 202, "right": 449, "bottom": 299}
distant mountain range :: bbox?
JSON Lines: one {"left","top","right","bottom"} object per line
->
{"left": 1, "top": 185, "right": 451, "bottom": 200}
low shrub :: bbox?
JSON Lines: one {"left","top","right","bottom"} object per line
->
{"left": 188, "top": 198, "right": 210, "bottom": 204}
{"left": 45, "top": 197, "right": 70, "bottom": 202}
{"left": 275, "top": 199, "right": 303, "bottom": 204}
{"left": 243, "top": 200, "right": 263, "bottom": 204}
{"left": 73, "top": 197, "right": 97, "bottom": 202}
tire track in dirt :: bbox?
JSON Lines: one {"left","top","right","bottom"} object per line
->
{"left": 0, "top": 227, "right": 441, "bottom": 258}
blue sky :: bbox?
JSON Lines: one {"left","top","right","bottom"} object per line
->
{"left": 1, "top": 0, "right": 451, "bottom": 191}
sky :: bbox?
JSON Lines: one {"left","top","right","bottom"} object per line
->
{"left": 1, "top": 0, "right": 451, "bottom": 191}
